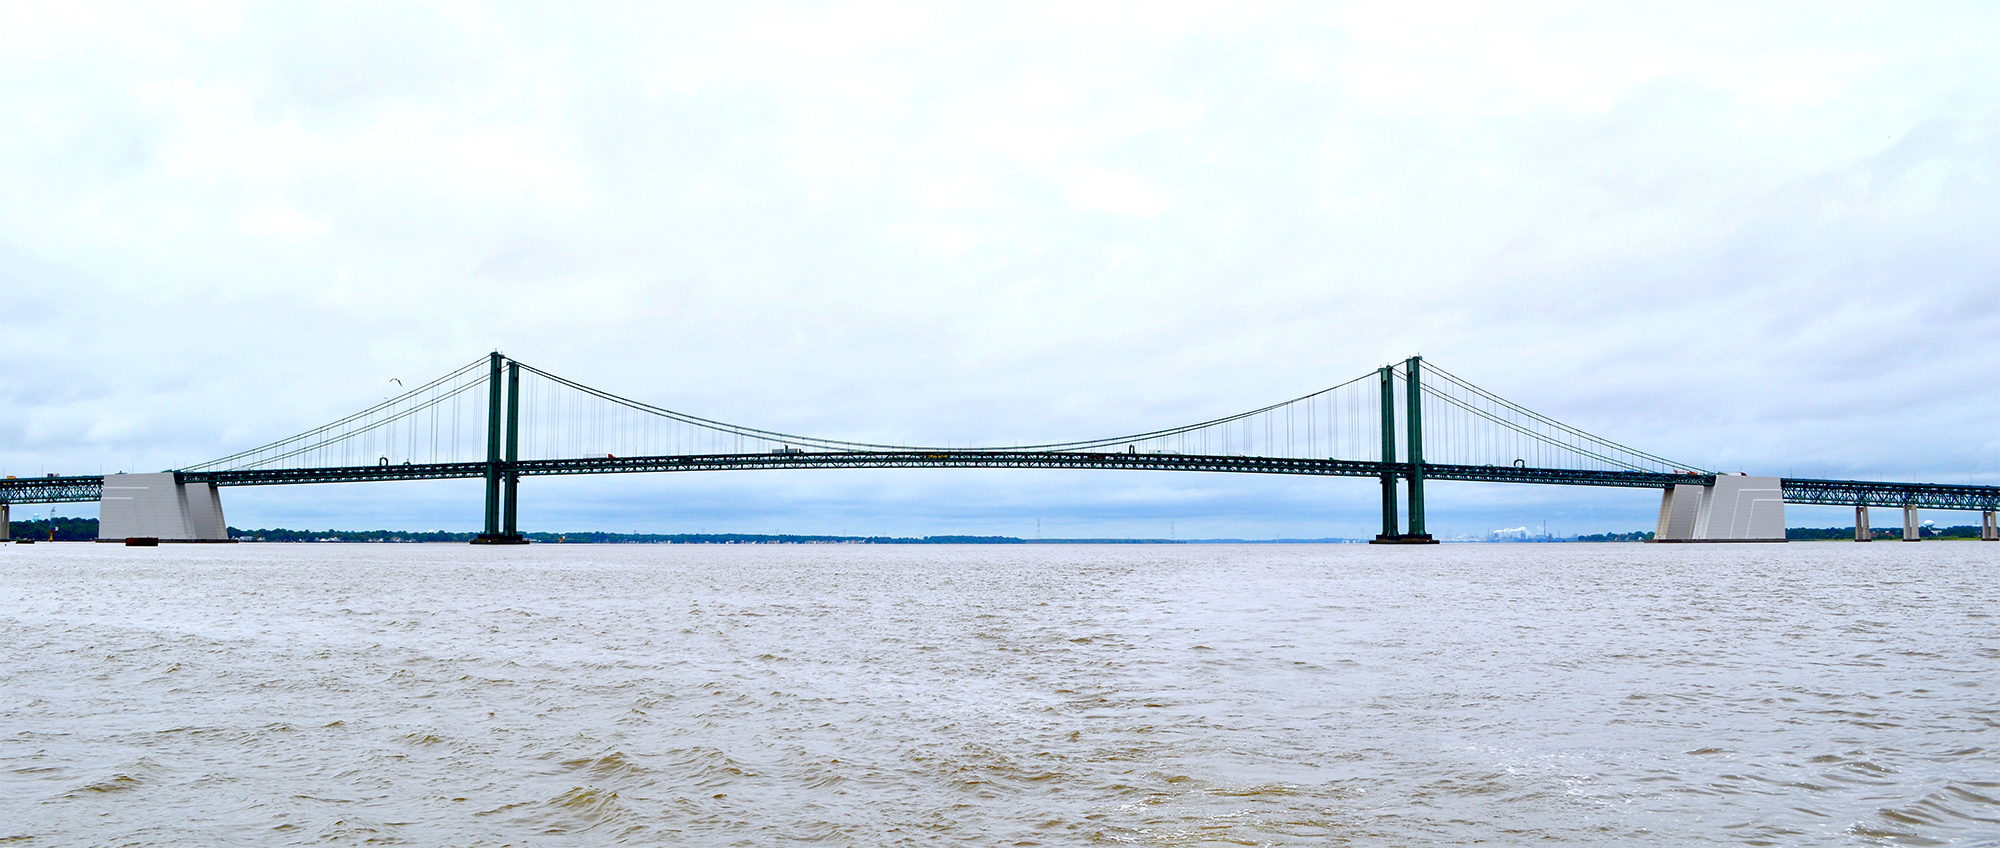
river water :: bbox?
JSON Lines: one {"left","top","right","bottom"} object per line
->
{"left": 1, "top": 541, "right": 1995, "bottom": 846}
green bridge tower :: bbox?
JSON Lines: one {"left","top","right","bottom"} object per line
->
{"left": 1372, "top": 356, "right": 1437, "bottom": 544}
{"left": 473, "top": 351, "right": 529, "bottom": 545}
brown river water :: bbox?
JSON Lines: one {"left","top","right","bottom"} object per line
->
{"left": 2, "top": 541, "right": 1996, "bottom": 846}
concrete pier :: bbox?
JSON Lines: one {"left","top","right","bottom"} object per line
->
{"left": 1983, "top": 510, "right": 1997, "bottom": 541}
{"left": 1902, "top": 505, "right": 1920, "bottom": 541}
{"left": 1854, "top": 505, "right": 1870, "bottom": 541}
{"left": 1653, "top": 475, "right": 1786, "bottom": 542}
{"left": 0, "top": 502, "right": 8, "bottom": 540}
{"left": 98, "top": 473, "right": 229, "bottom": 541}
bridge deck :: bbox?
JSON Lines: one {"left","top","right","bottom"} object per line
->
{"left": 5, "top": 451, "right": 1996, "bottom": 511}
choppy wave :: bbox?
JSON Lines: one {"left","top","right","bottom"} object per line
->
{"left": 2, "top": 541, "right": 1997, "bottom": 845}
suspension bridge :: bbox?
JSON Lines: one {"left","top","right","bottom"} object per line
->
{"left": 4, "top": 353, "right": 1997, "bottom": 544}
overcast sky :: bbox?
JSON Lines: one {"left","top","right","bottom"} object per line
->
{"left": 4, "top": 2, "right": 1997, "bottom": 538}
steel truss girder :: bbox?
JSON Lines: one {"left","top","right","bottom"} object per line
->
{"left": 187, "top": 462, "right": 490, "bottom": 487}
{"left": 170, "top": 452, "right": 1707, "bottom": 489}
{"left": 496, "top": 453, "right": 1715, "bottom": 488}
{"left": 0, "top": 476, "right": 104, "bottom": 504}
{"left": 1780, "top": 477, "right": 2000, "bottom": 511}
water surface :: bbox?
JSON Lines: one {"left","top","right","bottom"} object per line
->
{"left": 2, "top": 542, "right": 1995, "bottom": 845}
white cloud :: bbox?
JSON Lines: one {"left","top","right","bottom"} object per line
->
{"left": 4, "top": 1, "right": 1999, "bottom": 536}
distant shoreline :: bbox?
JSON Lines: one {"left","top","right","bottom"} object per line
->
{"left": 9, "top": 519, "right": 1990, "bottom": 544}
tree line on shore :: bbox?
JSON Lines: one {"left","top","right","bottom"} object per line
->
{"left": 1574, "top": 526, "right": 1990, "bottom": 542}
{"left": 3, "top": 518, "right": 1031, "bottom": 544}
{"left": 228, "top": 527, "right": 1031, "bottom": 544}
{"left": 5, "top": 517, "right": 99, "bottom": 541}
{"left": 1785, "top": 525, "right": 1987, "bottom": 540}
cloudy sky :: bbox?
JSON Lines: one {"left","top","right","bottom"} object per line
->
{"left": 4, "top": 2, "right": 1997, "bottom": 538}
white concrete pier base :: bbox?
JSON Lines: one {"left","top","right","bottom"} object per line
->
{"left": 1655, "top": 484, "right": 1703, "bottom": 540}
{"left": 1653, "top": 475, "right": 1786, "bottom": 542}
{"left": 98, "top": 473, "right": 230, "bottom": 541}
{"left": 1855, "top": 506, "right": 1870, "bottom": 542}
{"left": 1902, "top": 505, "right": 1920, "bottom": 542}
{"left": 1983, "top": 510, "right": 1997, "bottom": 541}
